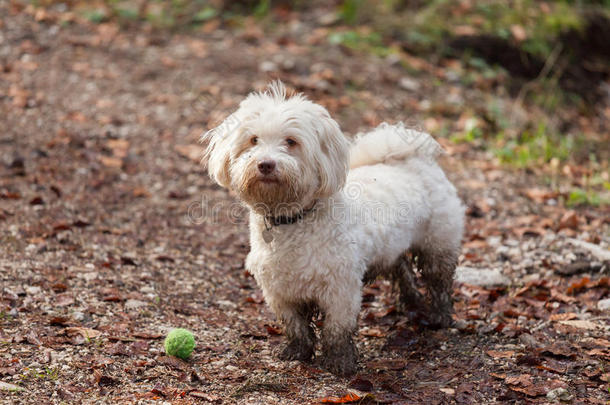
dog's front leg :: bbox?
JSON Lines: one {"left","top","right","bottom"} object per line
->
{"left": 274, "top": 301, "right": 316, "bottom": 362}
{"left": 318, "top": 292, "right": 360, "bottom": 376}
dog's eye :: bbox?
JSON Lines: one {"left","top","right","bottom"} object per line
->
{"left": 286, "top": 138, "right": 297, "bottom": 147}
{"left": 250, "top": 136, "right": 258, "bottom": 145}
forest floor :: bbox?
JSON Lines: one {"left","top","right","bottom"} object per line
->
{"left": 1, "top": 2, "right": 609, "bottom": 404}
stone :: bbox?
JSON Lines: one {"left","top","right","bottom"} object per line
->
{"left": 597, "top": 298, "right": 610, "bottom": 311}
{"left": 399, "top": 77, "right": 420, "bottom": 92}
{"left": 455, "top": 266, "right": 509, "bottom": 286}
{"left": 0, "top": 381, "right": 23, "bottom": 391}
{"left": 125, "top": 299, "right": 147, "bottom": 310}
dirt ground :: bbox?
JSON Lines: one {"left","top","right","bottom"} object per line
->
{"left": 1, "top": 3, "right": 609, "bottom": 404}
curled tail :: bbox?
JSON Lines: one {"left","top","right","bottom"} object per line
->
{"left": 349, "top": 123, "right": 444, "bottom": 169}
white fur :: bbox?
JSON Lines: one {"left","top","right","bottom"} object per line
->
{"left": 203, "top": 81, "right": 464, "bottom": 346}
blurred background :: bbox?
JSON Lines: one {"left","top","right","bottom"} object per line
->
{"left": 8, "top": 0, "right": 608, "bottom": 205}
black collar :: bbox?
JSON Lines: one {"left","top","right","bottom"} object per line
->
{"left": 263, "top": 202, "right": 317, "bottom": 230}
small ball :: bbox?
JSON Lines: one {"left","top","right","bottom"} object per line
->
{"left": 164, "top": 328, "right": 195, "bottom": 359}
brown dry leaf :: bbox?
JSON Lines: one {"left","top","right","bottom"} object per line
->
{"left": 55, "top": 294, "right": 75, "bottom": 307}
{"left": 559, "top": 320, "right": 605, "bottom": 330}
{"left": 367, "top": 359, "right": 407, "bottom": 371}
{"left": 463, "top": 238, "right": 488, "bottom": 249}
{"left": 64, "top": 111, "right": 87, "bottom": 122}
{"left": 175, "top": 144, "right": 203, "bottom": 163}
{"left": 9, "top": 85, "right": 29, "bottom": 108}
{"left": 319, "top": 392, "right": 363, "bottom": 404}
{"left": 566, "top": 276, "right": 590, "bottom": 295}
{"left": 190, "top": 391, "right": 221, "bottom": 401}
{"left": 587, "top": 348, "right": 610, "bottom": 359}
{"left": 106, "top": 139, "right": 129, "bottom": 158}
{"left": 65, "top": 327, "right": 102, "bottom": 339}
{"left": 558, "top": 210, "right": 579, "bottom": 230}
{"left": 486, "top": 350, "right": 515, "bottom": 359}
{"left": 505, "top": 374, "right": 547, "bottom": 397}
{"left": 523, "top": 188, "right": 558, "bottom": 203}
{"left": 187, "top": 39, "right": 208, "bottom": 57}
{"left": 549, "top": 313, "right": 578, "bottom": 321}
{"left": 26, "top": 331, "right": 42, "bottom": 346}
{"left": 132, "top": 187, "right": 151, "bottom": 198}
{"left": 360, "top": 327, "right": 385, "bottom": 337}
{"left": 541, "top": 343, "right": 576, "bottom": 359}
{"left": 550, "top": 289, "right": 576, "bottom": 304}
{"left": 157, "top": 355, "right": 190, "bottom": 371}
{"left": 99, "top": 156, "right": 123, "bottom": 168}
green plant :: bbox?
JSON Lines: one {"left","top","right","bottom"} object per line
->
{"left": 493, "top": 124, "right": 574, "bottom": 167}
{"left": 328, "top": 29, "right": 393, "bottom": 56}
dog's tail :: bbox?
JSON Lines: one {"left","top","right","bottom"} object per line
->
{"left": 349, "top": 123, "right": 444, "bottom": 169}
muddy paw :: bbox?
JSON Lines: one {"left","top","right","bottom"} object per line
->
{"left": 320, "top": 351, "right": 357, "bottom": 377}
{"left": 275, "top": 340, "right": 314, "bottom": 362}
{"left": 425, "top": 312, "right": 454, "bottom": 329}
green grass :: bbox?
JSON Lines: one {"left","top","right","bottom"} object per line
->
{"left": 337, "top": 0, "right": 602, "bottom": 61}
{"left": 327, "top": 29, "right": 395, "bottom": 56}
{"left": 493, "top": 124, "right": 575, "bottom": 168}
{"left": 19, "top": 367, "right": 60, "bottom": 382}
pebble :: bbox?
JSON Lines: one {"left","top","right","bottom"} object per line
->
{"left": 455, "top": 266, "right": 509, "bottom": 286}
{"left": 125, "top": 299, "right": 148, "bottom": 310}
{"left": 399, "top": 77, "right": 420, "bottom": 92}
{"left": 0, "top": 381, "right": 23, "bottom": 391}
{"left": 546, "top": 387, "right": 571, "bottom": 402}
{"left": 72, "top": 311, "right": 86, "bottom": 322}
{"left": 25, "top": 286, "right": 41, "bottom": 295}
{"left": 596, "top": 298, "right": 610, "bottom": 311}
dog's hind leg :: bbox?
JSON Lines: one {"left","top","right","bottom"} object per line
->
{"left": 417, "top": 248, "right": 458, "bottom": 328}
{"left": 391, "top": 254, "right": 425, "bottom": 312}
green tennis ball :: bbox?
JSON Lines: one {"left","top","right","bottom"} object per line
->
{"left": 164, "top": 328, "right": 195, "bottom": 359}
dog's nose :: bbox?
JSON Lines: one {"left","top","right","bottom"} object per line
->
{"left": 257, "top": 160, "right": 276, "bottom": 175}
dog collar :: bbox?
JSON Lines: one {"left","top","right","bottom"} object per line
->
{"left": 261, "top": 201, "right": 317, "bottom": 243}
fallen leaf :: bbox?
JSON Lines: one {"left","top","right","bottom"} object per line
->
{"left": 558, "top": 211, "right": 579, "bottom": 230}
{"left": 319, "top": 392, "right": 363, "bottom": 403}
{"left": 559, "top": 320, "right": 605, "bottom": 330}
{"left": 360, "top": 327, "right": 385, "bottom": 337}
{"left": 189, "top": 391, "right": 220, "bottom": 401}
{"left": 549, "top": 313, "right": 578, "bottom": 321}
{"left": 99, "top": 156, "right": 123, "bottom": 168}
{"left": 486, "top": 350, "right": 515, "bottom": 359}
{"left": 505, "top": 374, "right": 547, "bottom": 397}
{"left": 175, "top": 144, "right": 202, "bottom": 163}
{"left": 65, "top": 327, "right": 102, "bottom": 339}
{"left": 566, "top": 276, "right": 590, "bottom": 295}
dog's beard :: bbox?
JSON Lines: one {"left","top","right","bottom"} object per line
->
{"left": 235, "top": 164, "right": 311, "bottom": 216}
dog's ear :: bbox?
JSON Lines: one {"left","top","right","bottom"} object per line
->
{"left": 201, "top": 113, "right": 242, "bottom": 188}
{"left": 313, "top": 111, "right": 350, "bottom": 198}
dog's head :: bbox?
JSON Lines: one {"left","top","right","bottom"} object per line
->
{"left": 203, "top": 81, "right": 349, "bottom": 215}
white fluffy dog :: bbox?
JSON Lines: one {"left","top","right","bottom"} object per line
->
{"left": 203, "top": 82, "right": 464, "bottom": 376}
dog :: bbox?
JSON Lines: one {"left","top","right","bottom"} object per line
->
{"left": 203, "top": 81, "right": 464, "bottom": 376}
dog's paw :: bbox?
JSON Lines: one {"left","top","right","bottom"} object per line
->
{"left": 425, "top": 312, "right": 454, "bottom": 329}
{"left": 275, "top": 340, "right": 314, "bottom": 362}
{"left": 320, "top": 351, "right": 357, "bottom": 377}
